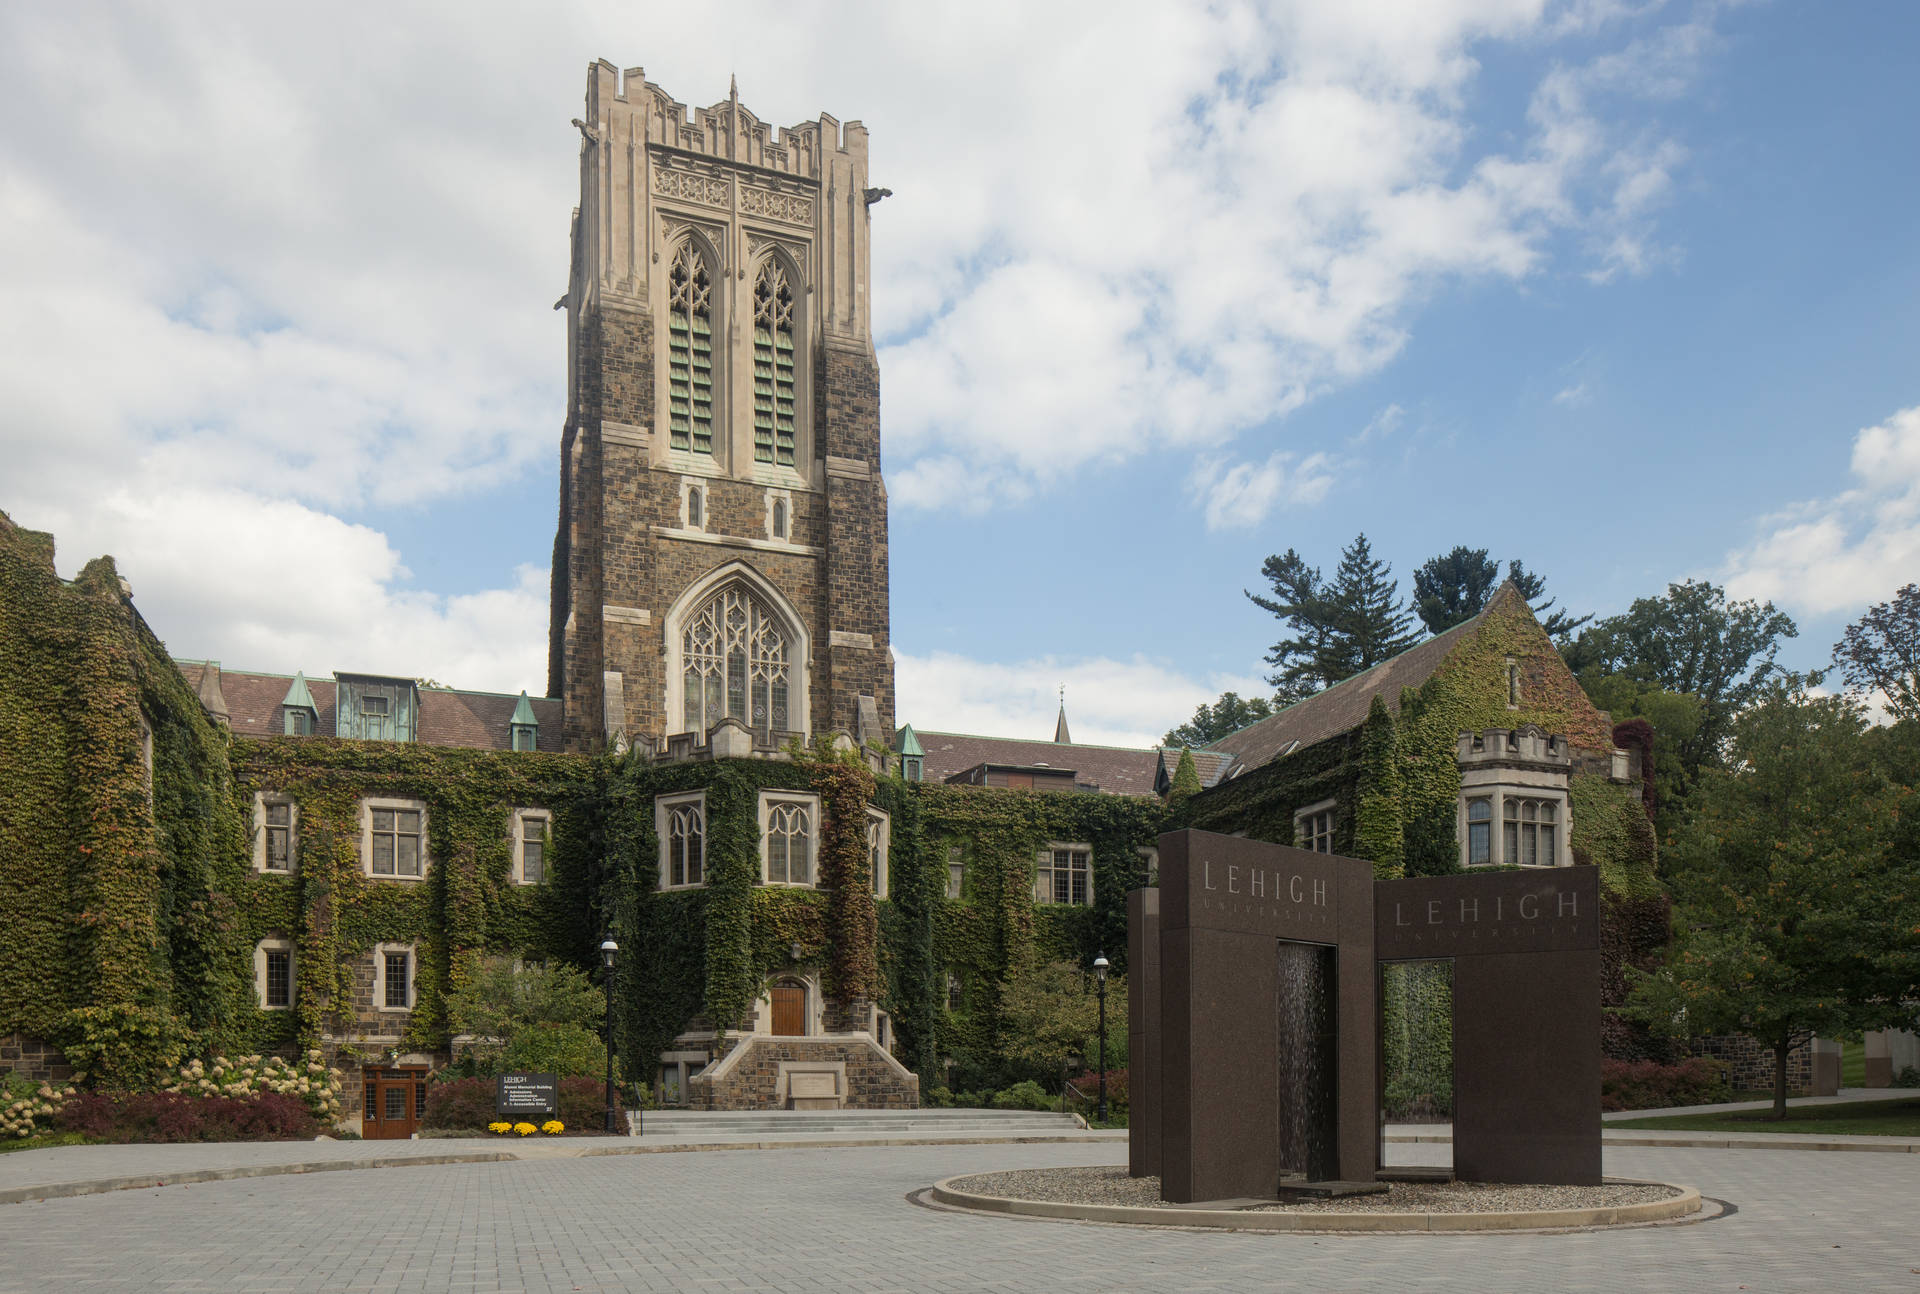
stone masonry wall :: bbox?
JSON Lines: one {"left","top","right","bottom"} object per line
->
{"left": 1690, "top": 1034, "right": 1812, "bottom": 1096}
{"left": 693, "top": 1036, "right": 918, "bottom": 1110}
{"left": 0, "top": 1033, "right": 72, "bottom": 1082}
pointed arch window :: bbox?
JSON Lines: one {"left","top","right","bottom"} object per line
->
{"left": 752, "top": 260, "right": 797, "bottom": 466}
{"left": 667, "top": 243, "right": 715, "bottom": 455}
{"left": 682, "top": 583, "right": 792, "bottom": 736}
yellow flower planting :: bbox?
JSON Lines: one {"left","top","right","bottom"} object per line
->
{"left": 487, "top": 1121, "right": 512, "bottom": 1134}
{"left": 541, "top": 1120, "right": 564, "bottom": 1135}
{"left": 513, "top": 1122, "right": 537, "bottom": 1136}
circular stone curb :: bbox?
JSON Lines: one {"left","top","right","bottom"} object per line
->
{"left": 928, "top": 1173, "right": 1701, "bottom": 1233}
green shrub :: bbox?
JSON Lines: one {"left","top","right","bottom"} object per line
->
{"left": 1601, "top": 1058, "right": 1730, "bottom": 1111}
{"left": 1893, "top": 1066, "right": 1920, "bottom": 1089}
{"left": 990, "top": 1080, "right": 1053, "bottom": 1111}
{"left": 56, "top": 1004, "right": 196, "bottom": 1091}
{"left": 500, "top": 1024, "right": 619, "bottom": 1081}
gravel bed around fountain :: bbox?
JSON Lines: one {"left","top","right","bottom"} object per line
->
{"left": 931, "top": 1166, "right": 1701, "bottom": 1232}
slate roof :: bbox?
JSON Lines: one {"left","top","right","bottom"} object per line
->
{"left": 1206, "top": 589, "right": 1506, "bottom": 773}
{"left": 1154, "top": 747, "right": 1238, "bottom": 792}
{"left": 175, "top": 662, "right": 566, "bottom": 753}
{"left": 914, "top": 731, "right": 1162, "bottom": 797}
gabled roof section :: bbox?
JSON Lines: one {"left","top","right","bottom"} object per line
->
{"left": 280, "top": 671, "right": 317, "bottom": 713}
{"left": 1209, "top": 583, "right": 1521, "bottom": 772}
{"left": 1154, "top": 747, "right": 1237, "bottom": 793}
{"left": 510, "top": 691, "right": 539, "bottom": 727}
{"left": 894, "top": 723, "right": 924, "bottom": 758}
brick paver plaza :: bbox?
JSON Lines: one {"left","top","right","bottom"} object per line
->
{"left": 0, "top": 1142, "right": 1913, "bottom": 1292}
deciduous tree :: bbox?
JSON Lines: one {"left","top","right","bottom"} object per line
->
{"left": 1626, "top": 683, "right": 1919, "bottom": 1116}
{"left": 1163, "top": 691, "right": 1275, "bottom": 747}
{"left": 1833, "top": 582, "right": 1920, "bottom": 723}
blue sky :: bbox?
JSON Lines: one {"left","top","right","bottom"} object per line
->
{"left": 3, "top": 1, "right": 1917, "bottom": 745}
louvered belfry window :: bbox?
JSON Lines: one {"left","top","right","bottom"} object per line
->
{"left": 752, "top": 260, "right": 797, "bottom": 466}
{"left": 668, "top": 243, "right": 715, "bottom": 454}
{"left": 682, "top": 584, "right": 790, "bottom": 736}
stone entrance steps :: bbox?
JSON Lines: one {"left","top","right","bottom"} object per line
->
{"left": 633, "top": 1108, "right": 1095, "bottom": 1141}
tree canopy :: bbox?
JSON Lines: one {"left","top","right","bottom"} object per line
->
{"left": 1625, "top": 682, "right": 1919, "bottom": 1115}
{"left": 1163, "top": 691, "right": 1275, "bottom": 747}
{"left": 1247, "top": 533, "right": 1419, "bottom": 703}
{"left": 1834, "top": 582, "right": 1920, "bottom": 723}
{"left": 1566, "top": 579, "right": 1797, "bottom": 783}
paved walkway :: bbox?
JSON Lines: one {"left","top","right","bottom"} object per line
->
{"left": 1602, "top": 1087, "right": 1914, "bottom": 1121}
{"left": 0, "top": 1140, "right": 1914, "bottom": 1291}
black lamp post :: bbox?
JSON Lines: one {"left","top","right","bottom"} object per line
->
{"left": 1093, "top": 953, "right": 1110, "bottom": 1125}
{"left": 599, "top": 937, "right": 619, "bottom": 1134}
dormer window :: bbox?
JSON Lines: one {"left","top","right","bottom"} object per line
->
{"left": 509, "top": 691, "right": 539, "bottom": 752}
{"left": 280, "top": 671, "right": 319, "bottom": 736}
{"left": 336, "top": 674, "right": 416, "bottom": 742}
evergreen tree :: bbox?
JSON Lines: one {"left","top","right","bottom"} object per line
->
{"left": 1163, "top": 691, "right": 1276, "bottom": 747}
{"left": 1412, "top": 548, "right": 1590, "bottom": 638}
{"left": 1412, "top": 546, "right": 1499, "bottom": 636}
{"left": 1248, "top": 533, "right": 1418, "bottom": 700}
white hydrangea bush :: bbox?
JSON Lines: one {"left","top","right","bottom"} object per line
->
{"left": 162, "top": 1050, "right": 344, "bottom": 1121}
{"left": 1, "top": 1083, "right": 76, "bottom": 1138}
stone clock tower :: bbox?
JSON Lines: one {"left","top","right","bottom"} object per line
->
{"left": 548, "top": 61, "right": 894, "bottom": 754}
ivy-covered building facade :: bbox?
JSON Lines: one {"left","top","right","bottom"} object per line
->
{"left": 0, "top": 62, "right": 1666, "bottom": 1134}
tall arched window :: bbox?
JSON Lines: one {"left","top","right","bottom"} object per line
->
{"left": 667, "top": 243, "right": 715, "bottom": 455}
{"left": 682, "top": 583, "right": 791, "bottom": 735}
{"left": 752, "top": 260, "right": 797, "bottom": 466}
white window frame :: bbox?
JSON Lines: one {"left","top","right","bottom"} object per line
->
{"left": 1034, "top": 842, "right": 1094, "bottom": 907}
{"left": 373, "top": 942, "right": 418, "bottom": 1013}
{"left": 1501, "top": 794, "right": 1564, "bottom": 868}
{"left": 361, "top": 797, "right": 430, "bottom": 881}
{"left": 764, "top": 488, "right": 794, "bottom": 543}
{"left": 680, "top": 476, "right": 708, "bottom": 532}
{"left": 758, "top": 790, "right": 819, "bottom": 887}
{"left": 1455, "top": 781, "right": 1571, "bottom": 870}
{"left": 254, "top": 938, "right": 295, "bottom": 1011}
{"left": 1465, "top": 796, "right": 1494, "bottom": 866}
{"left": 253, "top": 792, "right": 298, "bottom": 874}
{"left": 1294, "top": 798, "right": 1336, "bottom": 854}
{"left": 656, "top": 791, "right": 708, "bottom": 890}
{"left": 867, "top": 808, "right": 890, "bottom": 900}
{"left": 510, "top": 808, "right": 550, "bottom": 886}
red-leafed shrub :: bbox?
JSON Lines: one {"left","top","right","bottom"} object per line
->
{"left": 423, "top": 1075, "right": 614, "bottom": 1132}
{"left": 57, "top": 1092, "right": 319, "bottom": 1142}
{"left": 1067, "top": 1069, "right": 1129, "bottom": 1111}
{"left": 1601, "top": 1058, "right": 1730, "bottom": 1112}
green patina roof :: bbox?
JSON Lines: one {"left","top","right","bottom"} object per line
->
{"left": 280, "top": 670, "right": 316, "bottom": 713}
{"left": 894, "top": 723, "right": 924, "bottom": 757}
{"left": 510, "top": 691, "right": 539, "bottom": 727}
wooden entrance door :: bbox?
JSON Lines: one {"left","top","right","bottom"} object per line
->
{"left": 770, "top": 984, "right": 806, "bottom": 1036}
{"left": 362, "top": 1067, "right": 428, "bottom": 1139}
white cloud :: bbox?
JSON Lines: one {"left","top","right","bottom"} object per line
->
{"left": 1187, "top": 450, "right": 1338, "bottom": 531}
{"left": 1350, "top": 404, "right": 1407, "bottom": 446}
{"left": 0, "top": 0, "right": 1726, "bottom": 686}
{"left": 24, "top": 484, "right": 550, "bottom": 694}
{"left": 895, "top": 648, "right": 1269, "bottom": 750}
{"left": 1723, "top": 405, "right": 1920, "bottom": 616}
{"left": 1553, "top": 382, "right": 1591, "bottom": 406}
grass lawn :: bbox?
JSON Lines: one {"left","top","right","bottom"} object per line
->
{"left": 1610, "top": 1095, "right": 1920, "bottom": 1137}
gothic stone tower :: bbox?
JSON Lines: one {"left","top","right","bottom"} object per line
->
{"left": 549, "top": 62, "right": 894, "bottom": 754}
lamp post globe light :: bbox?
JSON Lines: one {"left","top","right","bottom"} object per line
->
{"left": 1093, "top": 953, "right": 1110, "bottom": 1125}
{"left": 599, "top": 938, "right": 619, "bottom": 1134}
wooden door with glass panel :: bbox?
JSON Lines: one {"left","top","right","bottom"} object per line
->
{"left": 361, "top": 1067, "right": 428, "bottom": 1139}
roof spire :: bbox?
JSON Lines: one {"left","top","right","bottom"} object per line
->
{"left": 1054, "top": 685, "right": 1071, "bottom": 744}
